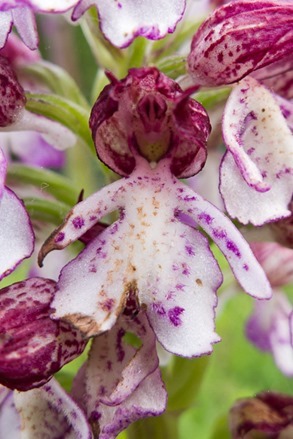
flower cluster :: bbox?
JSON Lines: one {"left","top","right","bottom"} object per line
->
{"left": 0, "top": 0, "right": 292, "bottom": 437}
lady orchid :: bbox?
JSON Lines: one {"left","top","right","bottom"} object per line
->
{"left": 39, "top": 67, "right": 271, "bottom": 359}
{"left": 187, "top": 0, "right": 293, "bottom": 225}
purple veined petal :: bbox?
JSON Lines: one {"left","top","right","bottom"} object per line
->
{"left": 249, "top": 242, "right": 293, "bottom": 287}
{"left": 6, "top": 131, "right": 65, "bottom": 169}
{"left": 175, "top": 182, "right": 272, "bottom": 300}
{"left": 246, "top": 293, "right": 293, "bottom": 376}
{"left": 0, "top": 187, "right": 34, "bottom": 280}
{"left": 13, "top": 379, "right": 93, "bottom": 439}
{"left": 72, "top": 0, "right": 186, "bottom": 48}
{"left": 38, "top": 177, "right": 126, "bottom": 265}
{"left": 72, "top": 314, "right": 166, "bottom": 439}
{"left": 0, "top": 148, "right": 7, "bottom": 198}
{"left": 0, "top": 387, "right": 21, "bottom": 438}
{"left": 187, "top": 0, "right": 293, "bottom": 86}
{"left": 222, "top": 76, "right": 293, "bottom": 191}
{"left": 220, "top": 77, "right": 293, "bottom": 225}
{"left": 75, "top": 313, "right": 160, "bottom": 409}
{"left": 11, "top": 7, "right": 38, "bottom": 50}
{"left": 1, "top": 109, "right": 76, "bottom": 150}
{"left": 0, "top": 278, "right": 87, "bottom": 390}
{"left": 0, "top": 11, "right": 13, "bottom": 49}
{"left": 220, "top": 151, "right": 292, "bottom": 225}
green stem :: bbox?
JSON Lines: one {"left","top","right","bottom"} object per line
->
{"left": 23, "top": 197, "right": 69, "bottom": 225}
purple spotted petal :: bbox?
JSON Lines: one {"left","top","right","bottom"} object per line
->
{"left": 13, "top": 379, "right": 93, "bottom": 439}
{"left": 90, "top": 68, "right": 210, "bottom": 178}
{"left": 250, "top": 242, "right": 293, "bottom": 287}
{"left": 0, "top": 187, "right": 34, "bottom": 280}
{"left": 176, "top": 182, "right": 272, "bottom": 300}
{"left": 220, "top": 77, "right": 293, "bottom": 225}
{"left": 72, "top": 313, "right": 166, "bottom": 439}
{"left": 0, "top": 278, "right": 87, "bottom": 390}
{"left": 0, "top": 56, "right": 26, "bottom": 127}
{"left": 72, "top": 0, "right": 185, "bottom": 48}
{"left": 11, "top": 7, "right": 38, "bottom": 50}
{"left": 246, "top": 293, "right": 293, "bottom": 376}
{"left": 187, "top": 0, "right": 293, "bottom": 86}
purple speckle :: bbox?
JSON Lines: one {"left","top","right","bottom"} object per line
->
{"left": 168, "top": 307, "right": 184, "bottom": 327}
{"left": 185, "top": 244, "right": 195, "bottom": 256}
{"left": 89, "top": 215, "right": 97, "bottom": 221}
{"left": 182, "top": 263, "right": 190, "bottom": 276}
{"left": 198, "top": 212, "right": 213, "bottom": 225}
{"left": 212, "top": 228, "right": 226, "bottom": 239}
{"left": 152, "top": 302, "right": 166, "bottom": 316}
{"left": 226, "top": 240, "right": 241, "bottom": 258}
{"left": 175, "top": 283, "right": 184, "bottom": 291}
{"left": 55, "top": 232, "right": 65, "bottom": 243}
{"left": 72, "top": 216, "right": 85, "bottom": 229}
{"left": 243, "top": 264, "right": 249, "bottom": 271}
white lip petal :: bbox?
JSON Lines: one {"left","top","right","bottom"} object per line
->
{"left": 73, "top": 0, "right": 186, "bottom": 48}
{"left": 0, "top": 187, "right": 34, "bottom": 280}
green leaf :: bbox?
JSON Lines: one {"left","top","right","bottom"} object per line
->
{"left": 20, "top": 61, "right": 89, "bottom": 108}
{"left": 25, "top": 93, "right": 94, "bottom": 152}
{"left": 7, "top": 164, "right": 79, "bottom": 206}
{"left": 23, "top": 197, "right": 70, "bottom": 225}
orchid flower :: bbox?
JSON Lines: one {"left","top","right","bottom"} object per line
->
{"left": 0, "top": 379, "right": 93, "bottom": 438}
{"left": 187, "top": 0, "right": 293, "bottom": 225}
{"left": 0, "top": 277, "right": 87, "bottom": 390}
{"left": 39, "top": 67, "right": 271, "bottom": 359}
{"left": 246, "top": 242, "right": 293, "bottom": 376}
{"left": 72, "top": 299, "right": 167, "bottom": 439}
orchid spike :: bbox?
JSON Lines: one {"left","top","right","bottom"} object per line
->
{"left": 187, "top": 0, "right": 293, "bottom": 87}
{"left": 72, "top": 0, "right": 186, "bottom": 48}
{"left": 39, "top": 67, "right": 271, "bottom": 358}
{"left": 72, "top": 303, "right": 167, "bottom": 439}
{"left": 0, "top": 278, "right": 87, "bottom": 390}
{"left": 0, "top": 380, "right": 93, "bottom": 438}
{"left": 0, "top": 148, "right": 34, "bottom": 280}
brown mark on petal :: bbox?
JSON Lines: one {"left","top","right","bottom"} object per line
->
{"left": 61, "top": 313, "right": 101, "bottom": 338}
{"left": 196, "top": 279, "right": 203, "bottom": 286}
{"left": 38, "top": 211, "right": 74, "bottom": 266}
